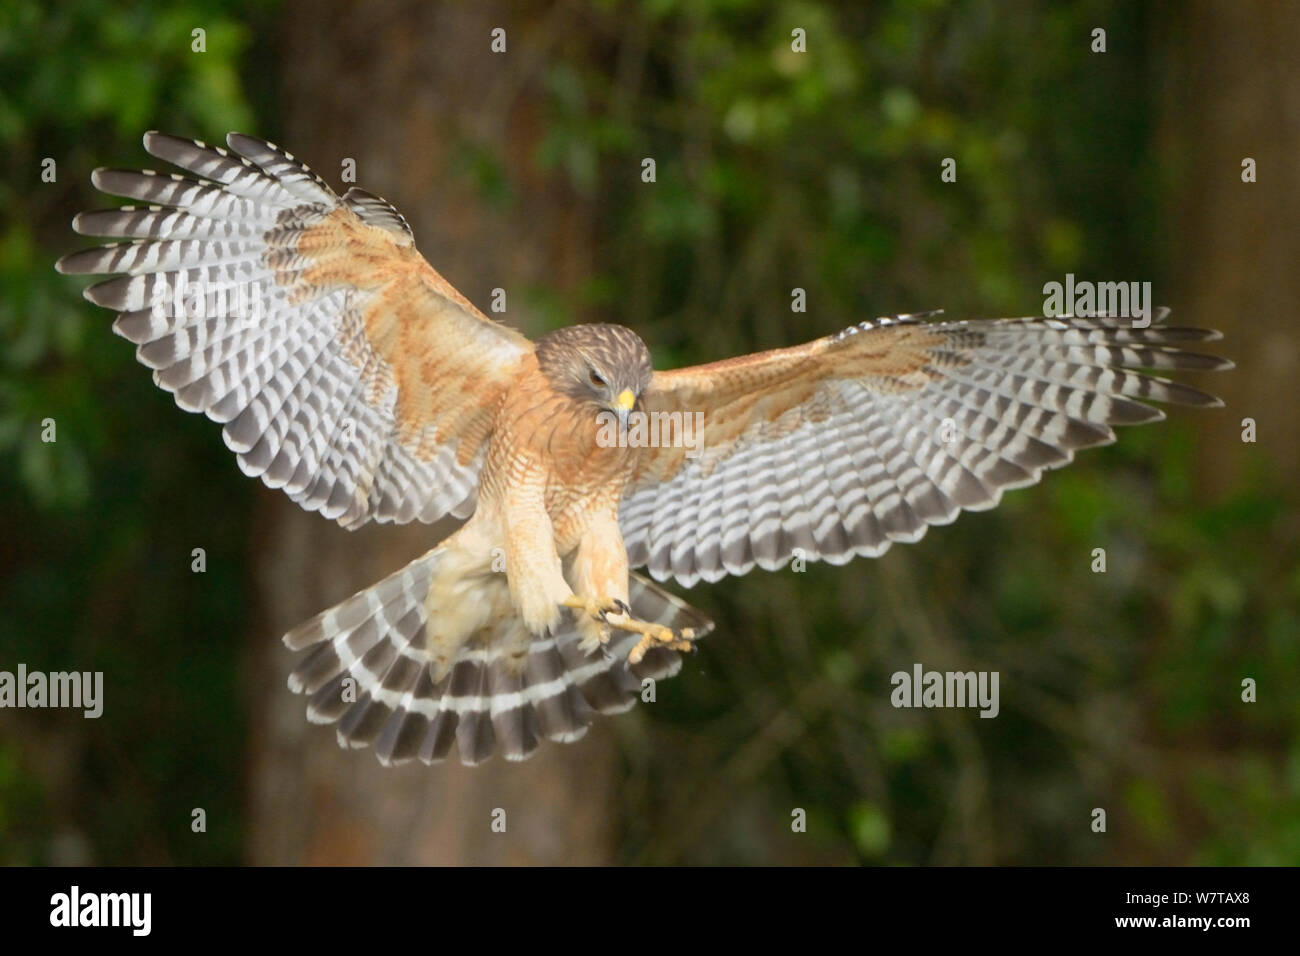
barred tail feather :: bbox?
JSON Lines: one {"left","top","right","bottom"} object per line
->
{"left": 285, "top": 553, "right": 713, "bottom": 766}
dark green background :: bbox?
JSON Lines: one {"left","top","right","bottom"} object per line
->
{"left": 1, "top": 0, "right": 1295, "bottom": 865}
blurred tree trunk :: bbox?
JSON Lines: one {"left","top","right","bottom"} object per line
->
{"left": 245, "top": 0, "right": 618, "bottom": 864}
{"left": 1163, "top": 1, "right": 1300, "bottom": 491}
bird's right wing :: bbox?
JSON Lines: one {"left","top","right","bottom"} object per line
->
{"left": 58, "top": 131, "right": 531, "bottom": 528}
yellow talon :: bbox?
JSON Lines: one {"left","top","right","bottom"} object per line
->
{"left": 609, "top": 616, "right": 697, "bottom": 665}
{"left": 563, "top": 594, "right": 628, "bottom": 652}
{"left": 561, "top": 595, "right": 698, "bottom": 662}
{"left": 561, "top": 593, "right": 629, "bottom": 619}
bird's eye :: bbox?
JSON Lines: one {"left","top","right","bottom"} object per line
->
{"left": 589, "top": 369, "right": 606, "bottom": 388}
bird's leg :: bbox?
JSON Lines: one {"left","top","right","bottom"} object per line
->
{"left": 561, "top": 594, "right": 629, "bottom": 652}
{"left": 559, "top": 595, "right": 697, "bottom": 661}
{"left": 564, "top": 517, "right": 638, "bottom": 654}
{"left": 602, "top": 612, "right": 698, "bottom": 665}
{"left": 561, "top": 593, "right": 630, "bottom": 620}
{"left": 562, "top": 517, "right": 695, "bottom": 660}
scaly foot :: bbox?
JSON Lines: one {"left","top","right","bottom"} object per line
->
{"left": 561, "top": 594, "right": 632, "bottom": 653}
{"left": 603, "top": 613, "right": 698, "bottom": 665}
{"left": 559, "top": 595, "right": 696, "bottom": 661}
{"left": 561, "top": 593, "right": 630, "bottom": 621}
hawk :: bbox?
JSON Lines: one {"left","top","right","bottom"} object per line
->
{"left": 57, "top": 132, "right": 1231, "bottom": 765}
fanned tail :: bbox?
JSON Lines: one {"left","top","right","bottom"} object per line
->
{"left": 285, "top": 551, "right": 713, "bottom": 766}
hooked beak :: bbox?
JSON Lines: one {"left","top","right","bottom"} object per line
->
{"left": 615, "top": 389, "right": 635, "bottom": 427}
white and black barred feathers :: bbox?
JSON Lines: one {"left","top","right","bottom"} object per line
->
{"left": 56, "top": 131, "right": 527, "bottom": 531}
{"left": 285, "top": 549, "right": 713, "bottom": 765}
{"left": 622, "top": 310, "right": 1232, "bottom": 588}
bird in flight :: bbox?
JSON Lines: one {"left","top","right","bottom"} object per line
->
{"left": 58, "top": 132, "right": 1231, "bottom": 766}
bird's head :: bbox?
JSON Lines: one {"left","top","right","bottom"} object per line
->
{"left": 535, "top": 323, "right": 652, "bottom": 424}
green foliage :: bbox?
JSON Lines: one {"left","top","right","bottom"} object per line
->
{"left": 522, "top": 0, "right": 1295, "bottom": 864}
{"left": 0, "top": 0, "right": 277, "bottom": 864}
{"left": 1, "top": 0, "right": 1292, "bottom": 866}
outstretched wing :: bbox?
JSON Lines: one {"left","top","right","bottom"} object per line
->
{"left": 620, "top": 311, "right": 1231, "bottom": 587}
{"left": 57, "top": 132, "right": 531, "bottom": 528}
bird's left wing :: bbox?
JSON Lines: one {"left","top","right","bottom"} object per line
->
{"left": 57, "top": 132, "right": 532, "bottom": 528}
{"left": 620, "top": 311, "right": 1231, "bottom": 587}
